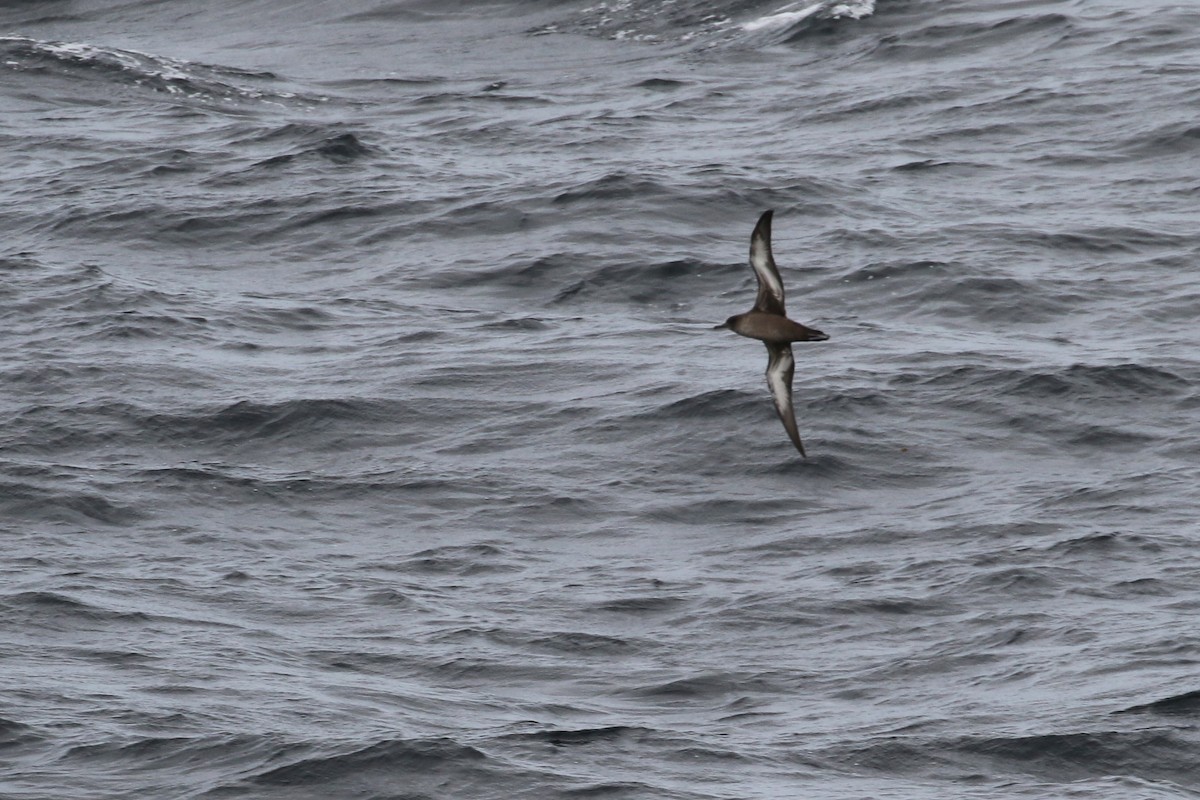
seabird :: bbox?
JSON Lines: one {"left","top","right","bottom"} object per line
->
{"left": 715, "top": 209, "right": 829, "bottom": 456}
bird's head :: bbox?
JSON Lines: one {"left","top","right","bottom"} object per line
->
{"left": 713, "top": 315, "right": 738, "bottom": 331}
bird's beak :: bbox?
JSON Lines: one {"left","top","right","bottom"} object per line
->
{"left": 713, "top": 322, "right": 730, "bottom": 330}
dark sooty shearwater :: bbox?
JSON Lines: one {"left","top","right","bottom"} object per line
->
{"left": 715, "top": 210, "right": 829, "bottom": 457}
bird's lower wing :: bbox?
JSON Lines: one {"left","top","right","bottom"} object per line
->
{"left": 765, "top": 343, "right": 805, "bottom": 457}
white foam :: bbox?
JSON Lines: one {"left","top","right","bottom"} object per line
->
{"left": 741, "top": 0, "right": 875, "bottom": 33}
{"left": 742, "top": 3, "right": 823, "bottom": 33}
{"left": 20, "top": 37, "right": 193, "bottom": 85}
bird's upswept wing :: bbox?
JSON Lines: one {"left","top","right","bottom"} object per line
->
{"left": 765, "top": 342, "right": 805, "bottom": 456}
{"left": 750, "top": 209, "right": 787, "bottom": 316}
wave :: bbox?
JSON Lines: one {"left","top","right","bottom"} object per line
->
{"left": 0, "top": 260, "right": 361, "bottom": 348}
{"left": 741, "top": 0, "right": 875, "bottom": 45}
{"left": 251, "top": 737, "right": 489, "bottom": 785}
{"left": 533, "top": 0, "right": 873, "bottom": 46}
{"left": 223, "top": 122, "right": 381, "bottom": 169}
{"left": 0, "top": 483, "right": 144, "bottom": 526}
{"left": 32, "top": 123, "right": 387, "bottom": 251}
{"left": 824, "top": 727, "right": 1200, "bottom": 785}
{"left": 0, "top": 458, "right": 146, "bottom": 525}
{"left": 0, "top": 396, "right": 439, "bottom": 460}
{"left": 395, "top": 543, "right": 524, "bottom": 576}
{"left": 907, "top": 362, "right": 1190, "bottom": 401}
{"left": 0, "top": 716, "right": 40, "bottom": 749}
{"left": 1118, "top": 690, "right": 1200, "bottom": 717}
{"left": 0, "top": 36, "right": 315, "bottom": 106}
{"left": 1, "top": 590, "right": 154, "bottom": 629}
{"left": 869, "top": 12, "right": 1074, "bottom": 61}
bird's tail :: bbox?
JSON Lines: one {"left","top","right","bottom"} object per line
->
{"left": 797, "top": 325, "right": 829, "bottom": 342}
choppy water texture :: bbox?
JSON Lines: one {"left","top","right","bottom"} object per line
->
{"left": 3, "top": 0, "right": 1200, "bottom": 797}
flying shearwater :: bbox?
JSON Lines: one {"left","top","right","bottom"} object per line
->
{"left": 715, "top": 210, "right": 829, "bottom": 456}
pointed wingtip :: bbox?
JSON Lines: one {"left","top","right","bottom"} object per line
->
{"left": 788, "top": 428, "right": 807, "bottom": 457}
{"left": 751, "top": 210, "right": 774, "bottom": 256}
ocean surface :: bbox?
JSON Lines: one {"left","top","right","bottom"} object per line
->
{"left": 3, "top": 0, "right": 1200, "bottom": 797}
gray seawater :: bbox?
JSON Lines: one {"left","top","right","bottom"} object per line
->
{"left": 3, "top": 0, "right": 1200, "bottom": 797}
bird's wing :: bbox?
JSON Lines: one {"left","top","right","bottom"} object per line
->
{"left": 765, "top": 343, "right": 805, "bottom": 457}
{"left": 750, "top": 209, "right": 787, "bottom": 316}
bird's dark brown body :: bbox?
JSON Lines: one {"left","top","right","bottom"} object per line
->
{"left": 723, "top": 310, "right": 828, "bottom": 345}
